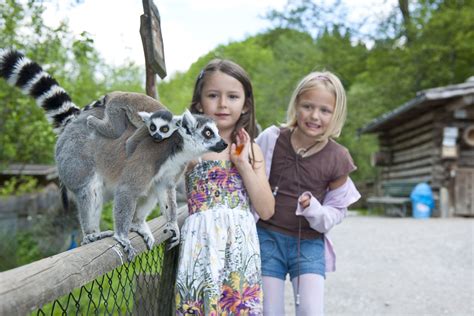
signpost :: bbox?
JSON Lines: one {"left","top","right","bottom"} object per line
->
{"left": 139, "top": 2, "right": 178, "bottom": 314}
{"left": 140, "top": 0, "right": 167, "bottom": 99}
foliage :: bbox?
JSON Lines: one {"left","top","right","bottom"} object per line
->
{"left": 0, "top": 230, "right": 42, "bottom": 271}
{"left": 0, "top": 175, "right": 38, "bottom": 197}
{"left": 0, "top": 0, "right": 145, "bottom": 166}
{"left": 0, "top": 0, "right": 472, "bottom": 206}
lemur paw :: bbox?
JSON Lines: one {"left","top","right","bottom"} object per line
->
{"left": 86, "top": 115, "right": 98, "bottom": 130}
{"left": 143, "top": 234, "right": 155, "bottom": 250}
{"left": 81, "top": 230, "right": 114, "bottom": 245}
{"left": 113, "top": 234, "right": 137, "bottom": 262}
{"left": 130, "top": 223, "right": 155, "bottom": 250}
{"left": 163, "top": 221, "right": 180, "bottom": 250}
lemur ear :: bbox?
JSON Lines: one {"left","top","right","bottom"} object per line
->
{"left": 181, "top": 109, "right": 198, "bottom": 135}
{"left": 182, "top": 109, "right": 197, "bottom": 128}
{"left": 173, "top": 115, "right": 182, "bottom": 127}
{"left": 138, "top": 111, "right": 152, "bottom": 122}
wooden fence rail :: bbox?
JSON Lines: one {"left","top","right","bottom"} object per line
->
{"left": 0, "top": 206, "right": 188, "bottom": 315}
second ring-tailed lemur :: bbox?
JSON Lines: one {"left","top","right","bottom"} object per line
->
{"left": 0, "top": 49, "right": 227, "bottom": 261}
{"left": 86, "top": 95, "right": 181, "bottom": 156}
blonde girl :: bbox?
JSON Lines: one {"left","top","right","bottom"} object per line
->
{"left": 256, "top": 71, "right": 361, "bottom": 315}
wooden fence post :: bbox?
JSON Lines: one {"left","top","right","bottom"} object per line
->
{"left": 139, "top": 1, "right": 177, "bottom": 312}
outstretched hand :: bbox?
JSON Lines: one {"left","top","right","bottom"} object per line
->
{"left": 230, "top": 128, "right": 251, "bottom": 168}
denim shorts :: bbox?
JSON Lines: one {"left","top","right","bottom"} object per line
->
{"left": 257, "top": 226, "right": 325, "bottom": 280}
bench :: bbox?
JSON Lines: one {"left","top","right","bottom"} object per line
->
{"left": 367, "top": 182, "right": 417, "bottom": 217}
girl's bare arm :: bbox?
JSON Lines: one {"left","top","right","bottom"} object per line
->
{"left": 230, "top": 129, "right": 275, "bottom": 220}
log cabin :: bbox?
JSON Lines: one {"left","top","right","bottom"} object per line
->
{"left": 359, "top": 77, "right": 474, "bottom": 217}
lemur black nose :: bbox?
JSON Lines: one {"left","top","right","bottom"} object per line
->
{"left": 153, "top": 134, "right": 163, "bottom": 142}
{"left": 211, "top": 140, "right": 227, "bottom": 153}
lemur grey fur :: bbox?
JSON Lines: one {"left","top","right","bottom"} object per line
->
{"left": 0, "top": 49, "right": 227, "bottom": 261}
{"left": 124, "top": 111, "right": 181, "bottom": 157}
{"left": 86, "top": 96, "right": 180, "bottom": 156}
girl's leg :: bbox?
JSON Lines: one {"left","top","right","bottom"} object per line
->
{"left": 291, "top": 273, "right": 325, "bottom": 316}
{"left": 262, "top": 276, "right": 286, "bottom": 315}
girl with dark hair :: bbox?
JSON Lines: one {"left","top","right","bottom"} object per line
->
{"left": 175, "top": 59, "right": 274, "bottom": 315}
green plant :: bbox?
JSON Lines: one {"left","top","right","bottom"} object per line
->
{"left": 0, "top": 176, "right": 38, "bottom": 197}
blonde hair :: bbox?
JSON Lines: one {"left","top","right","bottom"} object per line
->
{"left": 285, "top": 71, "right": 347, "bottom": 139}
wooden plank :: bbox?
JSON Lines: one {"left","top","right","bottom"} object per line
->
{"left": 0, "top": 164, "right": 57, "bottom": 177}
{"left": 367, "top": 196, "right": 410, "bottom": 204}
{"left": 140, "top": 0, "right": 166, "bottom": 79}
{"left": 459, "top": 150, "right": 474, "bottom": 167}
{"left": 366, "top": 196, "right": 411, "bottom": 217}
{"left": 381, "top": 175, "right": 432, "bottom": 183}
{"left": 383, "top": 166, "right": 433, "bottom": 179}
{"left": 391, "top": 130, "right": 435, "bottom": 151}
{"left": 392, "top": 143, "right": 438, "bottom": 163}
{"left": 383, "top": 165, "right": 445, "bottom": 180}
{"left": 388, "top": 112, "right": 434, "bottom": 137}
{"left": 454, "top": 168, "right": 474, "bottom": 216}
{"left": 459, "top": 157, "right": 474, "bottom": 167}
{"left": 382, "top": 157, "right": 434, "bottom": 173}
{"left": 382, "top": 181, "right": 418, "bottom": 197}
{"left": 0, "top": 206, "right": 189, "bottom": 315}
{"left": 158, "top": 242, "right": 180, "bottom": 315}
{"left": 388, "top": 122, "right": 434, "bottom": 145}
{"left": 379, "top": 121, "right": 434, "bottom": 146}
{"left": 446, "top": 94, "right": 474, "bottom": 112}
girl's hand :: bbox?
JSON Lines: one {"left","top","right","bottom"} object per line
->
{"left": 298, "top": 193, "right": 311, "bottom": 209}
{"left": 230, "top": 128, "right": 251, "bottom": 168}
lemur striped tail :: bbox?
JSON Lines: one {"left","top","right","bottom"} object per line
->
{"left": 0, "top": 49, "right": 81, "bottom": 133}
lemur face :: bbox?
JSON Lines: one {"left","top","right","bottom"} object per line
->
{"left": 139, "top": 110, "right": 179, "bottom": 141}
{"left": 180, "top": 110, "right": 228, "bottom": 153}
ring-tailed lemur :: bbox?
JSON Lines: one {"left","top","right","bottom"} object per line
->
{"left": 86, "top": 95, "right": 180, "bottom": 156}
{"left": 87, "top": 96, "right": 180, "bottom": 157}
{"left": 125, "top": 110, "right": 181, "bottom": 157}
{"left": 0, "top": 49, "right": 227, "bottom": 261}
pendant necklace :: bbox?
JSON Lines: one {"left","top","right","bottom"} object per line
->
{"left": 272, "top": 128, "right": 322, "bottom": 196}
{"left": 295, "top": 140, "right": 320, "bottom": 157}
{"left": 292, "top": 128, "right": 322, "bottom": 158}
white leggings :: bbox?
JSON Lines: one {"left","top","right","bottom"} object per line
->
{"left": 262, "top": 274, "right": 324, "bottom": 316}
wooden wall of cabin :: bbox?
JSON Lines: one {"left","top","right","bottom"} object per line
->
{"left": 439, "top": 101, "right": 474, "bottom": 216}
{"left": 377, "top": 112, "right": 440, "bottom": 201}
{"left": 374, "top": 100, "right": 474, "bottom": 217}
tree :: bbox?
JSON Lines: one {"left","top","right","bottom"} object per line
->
{"left": 0, "top": 0, "right": 145, "bottom": 165}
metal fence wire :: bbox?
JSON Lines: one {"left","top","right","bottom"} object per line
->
{"left": 36, "top": 244, "right": 165, "bottom": 315}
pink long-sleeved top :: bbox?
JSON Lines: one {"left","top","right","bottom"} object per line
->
{"left": 255, "top": 126, "right": 361, "bottom": 272}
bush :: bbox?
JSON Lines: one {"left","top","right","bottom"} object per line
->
{"left": 0, "top": 176, "right": 39, "bottom": 197}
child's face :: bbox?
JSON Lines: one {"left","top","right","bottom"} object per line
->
{"left": 199, "top": 71, "right": 246, "bottom": 134}
{"left": 295, "top": 87, "right": 335, "bottom": 139}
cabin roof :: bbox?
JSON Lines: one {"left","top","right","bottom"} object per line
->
{"left": 359, "top": 77, "right": 474, "bottom": 134}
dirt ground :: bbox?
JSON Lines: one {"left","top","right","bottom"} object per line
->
{"left": 282, "top": 214, "right": 474, "bottom": 316}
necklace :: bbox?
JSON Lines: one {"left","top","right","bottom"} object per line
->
{"left": 272, "top": 129, "right": 322, "bottom": 196}
{"left": 291, "top": 128, "right": 324, "bottom": 157}
{"left": 295, "top": 142, "right": 320, "bottom": 156}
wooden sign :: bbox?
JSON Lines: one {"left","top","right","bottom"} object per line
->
{"left": 141, "top": 0, "right": 166, "bottom": 79}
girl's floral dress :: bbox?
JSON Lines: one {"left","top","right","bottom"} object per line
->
{"left": 176, "top": 160, "right": 263, "bottom": 315}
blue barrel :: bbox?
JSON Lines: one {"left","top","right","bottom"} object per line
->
{"left": 410, "top": 183, "right": 435, "bottom": 218}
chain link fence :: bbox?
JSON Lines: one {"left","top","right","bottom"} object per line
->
{"left": 0, "top": 207, "right": 186, "bottom": 315}
{"left": 36, "top": 245, "right": 164, "bottom": 315}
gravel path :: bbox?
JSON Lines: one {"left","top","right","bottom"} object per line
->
{"left": 283, "top": 214, "right": 474, "bottom": 315}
